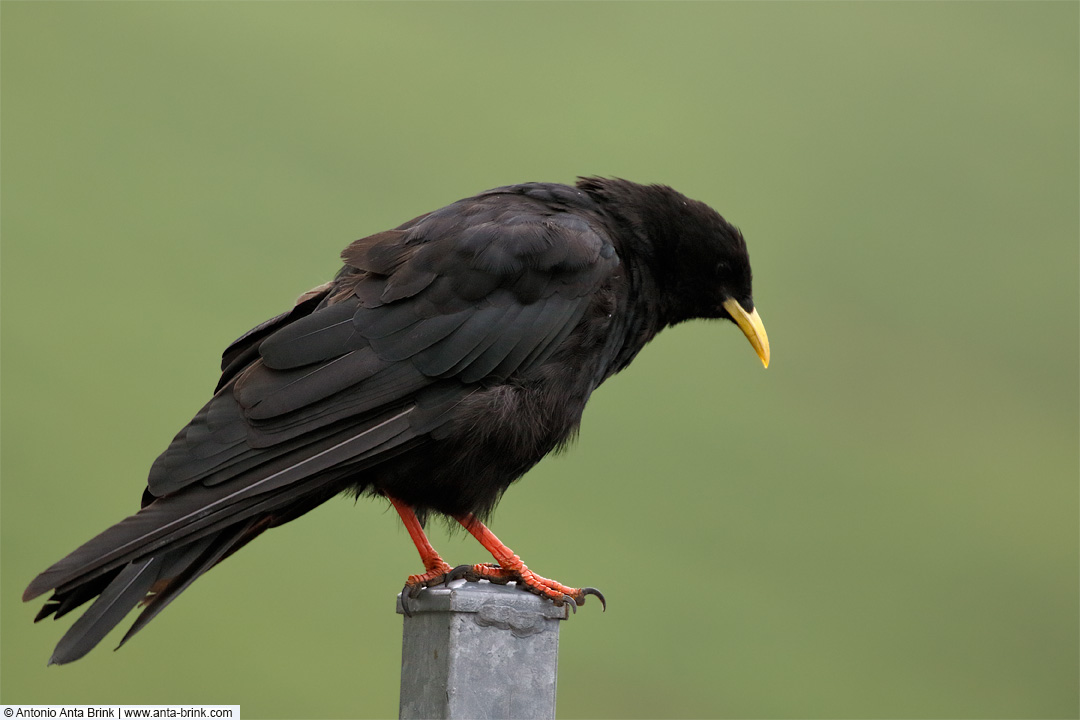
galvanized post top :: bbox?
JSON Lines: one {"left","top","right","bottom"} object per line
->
{"left": 397, "top": 579, "right": 570, "bottom": 624}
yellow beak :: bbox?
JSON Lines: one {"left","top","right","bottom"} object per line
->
{"left": 722, "top": 297, "right": 770, "bottom": 368}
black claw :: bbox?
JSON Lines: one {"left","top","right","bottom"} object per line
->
{"left": 399, "top": 585, "right": 414, "bottom": 617}
{"left": 446, "top": 564, "right": 474, "bottom": 582}
{"left": 580, "top": 587, "right": 607, "bottom": 611}
{"left": 563, "top": 595, "right": 578, "bottom": 614}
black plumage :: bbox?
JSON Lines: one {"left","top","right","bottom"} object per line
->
{"left": 24, "top": 177, "right": 770, "bottom": 664}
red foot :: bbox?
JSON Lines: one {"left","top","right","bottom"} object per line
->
{"left": 404, "top": 562, "right": 453, "bottom": 588}
{"left": 455, "top": 516, "right": 605, "bottom": 610}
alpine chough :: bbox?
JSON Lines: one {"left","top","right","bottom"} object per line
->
{"left": 24, "top": 177, "right": 770, "bottom": 664}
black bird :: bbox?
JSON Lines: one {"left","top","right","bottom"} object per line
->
{"left": 24, "top": 178, "right": 769, "bottom": 664}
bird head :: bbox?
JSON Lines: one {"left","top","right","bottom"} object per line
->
{"left": 578, "top": 177, "right": 770, "bottom": 368}
{"left": 671, "top": 210, "right": 769, "bottom": 369}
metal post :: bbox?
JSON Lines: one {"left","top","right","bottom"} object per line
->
{"left": 397, "top": 580, "right": 569, "bottom": 720}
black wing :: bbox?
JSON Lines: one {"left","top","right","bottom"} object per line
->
{"left": 25, "top": 184, "right": 619, "bottom": 663}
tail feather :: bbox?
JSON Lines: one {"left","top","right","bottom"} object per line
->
{"left": 117, "top": 521, "right": 258, "bottom": 650}
{"left": 35, "top": 570, "right": 119, "bottom": 623}
{"left": 48, "top": 556, "right": 164, "bottom": 665}
{"left": 44, "top": 522, "right": 262, "bottom": 664}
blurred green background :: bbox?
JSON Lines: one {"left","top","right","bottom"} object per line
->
{"left": 2, "top": 2, "right": 1076, "bottom": 718}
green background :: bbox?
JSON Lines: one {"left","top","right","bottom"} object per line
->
{"left": 2, "top": 2, "right": 1077, "bottom": 718}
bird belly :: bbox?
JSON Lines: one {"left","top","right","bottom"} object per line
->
{"left": 372, "top": 379, "right": 590, "bottom": 520}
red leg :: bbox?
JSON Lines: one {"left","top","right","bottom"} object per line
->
{"left": 455, "top": 514, "right": 605, "bottom": 609}
{"left": 387, "top": 495, "right": 452, "bottom": 587}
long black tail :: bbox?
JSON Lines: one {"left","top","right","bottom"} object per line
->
{"left": 25, "top": 404, "right": 423, "bottom": 664}
{"left": 35, "top": 522, "right": 258, "bottom": 665}
{"left": 24, "top": 476, "right": 344, "bottom": 665}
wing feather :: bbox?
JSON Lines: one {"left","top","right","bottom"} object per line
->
{"left": 258, "top": 302, "right": 360, "bottom": 370}
{"left": 238, "top": 348, "right": 385, "bottom": 420}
